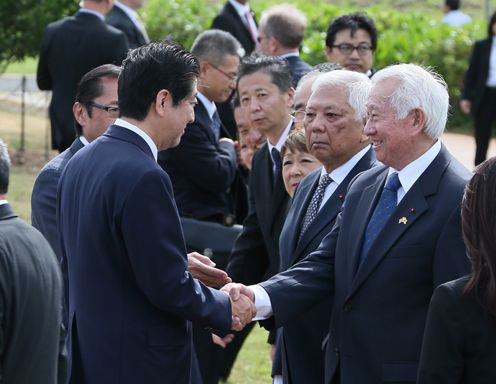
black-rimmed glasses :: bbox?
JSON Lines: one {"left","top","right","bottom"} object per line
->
{"left": 88, "top": 101, "right": 120, "bottom": 117}
{"left": 209, "top": 63, "right": 237, "bottom": 83}
{"left": 331, "top": 43, "right": 373, "bottom": 56}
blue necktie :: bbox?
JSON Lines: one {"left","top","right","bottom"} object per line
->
{"left": 271, "top": 147, "right": 282, "bottom": 187}
{"left": 299, "top": 173, "right": 333, "bottom": 239}
{"left": 211, "top": 110, "right": 221, "bottom": 141}
{"left": 359, "top": 172, "right": 401, "bottom": 265}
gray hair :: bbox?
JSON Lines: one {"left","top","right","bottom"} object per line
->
{"left": 295, "top": 63, "right": 342, "bottom": 93}
{"left": 0, "top": 139, "right": 11, "bottom": 194}
{"left": 191, "top": 29, "right": 244, "bottom": 66}
{"left": 260, "top": 4, "right": 307, "bottom": 49}
{"left": 371, "top": 63, "right": 449, "bottom": 139}
{"left": 311, "top": 70, "right": 371, "bottom": 122}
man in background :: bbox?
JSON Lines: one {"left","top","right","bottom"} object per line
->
{"left": 107, "top": 0, "right": 150, "bottom": 48}
{"left": 257, "top": 4, "right": 312, "bottom": 86}
{"left": 37, "top": 0, "right": 129, "bottom": 152}
{"left": 325, "top": 12, "right": 377, "bottom": 77}
{"left": 442, "top": 0, "right": 471, "bottom": 27}
{"left": 0, "top": 139, "right": 65, "bottom": 384}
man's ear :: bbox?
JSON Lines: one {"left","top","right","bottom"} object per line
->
{"left": 155, "top": 89, "right": 171, "bottom": 116}
{"left": 73, "top": 102, "right": 87, "bottom": 126}
{"left": 410, "top": 108, "right": 427, "bottom": 135}
{"left": 286, "top": 87, "right": 295, "bottom": 109}
{"left": 324, "top": 47, "right": 333, "bottom": 61}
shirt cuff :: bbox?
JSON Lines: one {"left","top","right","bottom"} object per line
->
{"left": 250, "top": 284, "right": 273, "bottom": 320}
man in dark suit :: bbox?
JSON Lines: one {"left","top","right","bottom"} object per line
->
{"left": 32, "top": 64, "right": 120, "bottom": 262}
{"left": 325, "top": 12, "right": 378, "bottom": 77}
{"left": 211, "top": 0, "right": 258, "bottom": 56}
{"left": 37, "top": 0, "right": 129, "bottom": 153}
{"left": 226, "top": 64, "right": 472, "bottom": 384}
{"left": 258, "top": 4, "right": 312, "bottom": 86}
{"left": 0, "top": 139, "right": 65, "bottom": 384}
{"left": 460, "top": 11, "right": 496, "bottom": 165}
{"left": 274, "top": 69, "right": 376, "bottom": 384}
{"left": 106, "top": 0, "right": 149, "bottom": 49}
{"left": 57, "top": 41, "right": 255, "bottom": 384}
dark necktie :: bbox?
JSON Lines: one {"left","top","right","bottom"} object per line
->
{"left": 271, "top": 147, "right": 282, "bottom": 187}
{"left": 299, "top": 173, "right": 333, "bottom": 239}
{"left": 359, "top": 172, "right": 401, "bottom": 265}
{"left": 211, "top": 110, "right": 221, "bottom": 141}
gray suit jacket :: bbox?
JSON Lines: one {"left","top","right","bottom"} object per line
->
{"left": 0, "top": 203, "right": 65, "bottom": 383}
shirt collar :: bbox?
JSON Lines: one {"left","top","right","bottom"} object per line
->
{"left": 279, "top": 52, "right": 300, "bottom": 59}
{"left": 114, "top": 1, "right": 139, "bottom": 22}
{"left": 79, "top": 8, "right": 105, "bottom": 21}
{"left": 323, "top": 145, "right": 372, "bottom": 185}
{"left": 196, "top": 92, "right": 217, "bottom": 119}
{"left": 0, "top": 200, "right": 7, "bottom": 206}
{"left": 114, "top": 118, "right": 158, "bottom": 161}
{"left": 267, "top": 119, "right": 293, "bottom": 153}
{"left": 79, "top": 136, "right": 89, "bottom": 146}
{"left": 228, "top": 0, "right": 251, "bottom": 18}
{"left": 389, "top": 139, "right": 442, "bottom": 195}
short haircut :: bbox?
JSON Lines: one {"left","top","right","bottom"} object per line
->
{"left": 260, "top": 4, "right": 307, "bottom": 49}
{"left": 371, "top": 64, "right": 449, "bottom": 139}
{"left": 325, "top": 12, "right": 378, "bottom": 50}
{"left": 311, "top": 70, "right": 371, "bottom": 122}
{"left": 445, "top": 0, "right": 460, "bottom": 10}
{"left": 0, "top": 139, "right": 11, "bottom": 194}
{"left": 74, "top": 64, "right": 121, "bottom": 136}
{"left": 296, "top": 62, "right": 342, "bottom": 91}
{"left": 191, "top": 29, "right": 244, "bottom": 66}
{"left": 237, "top": 53, "right": 293, "bottom": 93}
{"left": 118, "top": 41, "right": 200, "bottom": 121}
{"left": 280, "top": 129, "right": 309, "bottom": 159}
{"left": 488, "top": 11, "right": 496, "bottom": 37}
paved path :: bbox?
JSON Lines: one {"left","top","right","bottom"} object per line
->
{"left": 442, "top": 132, "right": 496, "bottom": 170}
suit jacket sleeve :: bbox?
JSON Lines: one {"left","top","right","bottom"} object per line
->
{"left": 462, "top": 41, "right": 482, "bottom": 101}
{"left": 37, "top": 25, "right": 54, "bottom": 90}
{"left": 106, "top": 28, "right": 129, "bottom": 65}
{"left": 417, "top": 283, "right": 464, "bottom": 383}
{"left": 121, "top": 168, "right": 232, "bottom": 330}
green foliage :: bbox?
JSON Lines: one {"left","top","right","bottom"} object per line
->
{"left": 0, "top": 0, "right": 78, "bottom": 70}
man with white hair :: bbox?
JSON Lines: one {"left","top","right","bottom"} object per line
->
{"left": 225, "top": 63, "right": 472, "bottom": 384}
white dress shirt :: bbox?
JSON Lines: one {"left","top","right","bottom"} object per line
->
{"left": 442, "top": 10, "right": 471, "bottom": 27}
{"left": 114, "top": 118, "right": 158, "bottom": 161}
{"left": 486, "top": 37, "right": 496, "bottom": 87}
{"left": 267, "top": 119, "right": 293, "bottom": 172}
{"left": 0, "top": 200, "right": 7, "bottom": 206}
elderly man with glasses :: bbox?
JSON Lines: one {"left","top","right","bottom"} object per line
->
{"left": 325, "top": 12, "right": 378, "bottom": 77}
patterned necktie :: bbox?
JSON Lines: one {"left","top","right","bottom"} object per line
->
{"left": 271, "top": 147, "right": 282, "bottom": 187}
{"left": 299, "top": 173, "right": 333, "bottom": 238}
{"left": 211, "top": 110, "right": 221, "bottom": 141}
{"left": 359, "top": 172, "right": 401, "bottom": 265}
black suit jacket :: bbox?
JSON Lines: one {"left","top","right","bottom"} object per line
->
{"left": 37, "top": 11, "right": 129, "bottom": 151}
{"left": 106, "top": 5, "right": 147, "bottom": 49}
{"left": 284, "top": 55, "right": 312, "bottom": 87}
{"left": 211, "top": 1, "right": 257, "bottom": 55}
{"left": 158, "top": 100, "right": 238, "bottom": 221}
{"left": 274, "top": 147, "right": 376, "bottom": 384}
{"left": 32, "top": 138, "right": 84, "bottom": 261}
{"left": 227, "top": 141, "right": 290, "bottom": 284}
{"left": 0, "top": 203, "right": 65, "bottom": 384}
{"left": 261, "top": 145, "right": 471, "bottom": 384}
{"left": 462, "top": 37, "right": 493, "bottom": 116}
{"left": 418, "top": 275, "right": 496, "bottom": 383}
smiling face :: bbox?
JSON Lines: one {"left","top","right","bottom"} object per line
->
{"left": 304, "top": 84, "right": 368, "bottom": 172}
{"left": 238, "top": 71, "right": 294, "bottom": 142}
{"left": 282, "top": 149, "right": 320, "bottom": 197}
{"left": 325, "top": 28, "right": 374, "bottom": 73}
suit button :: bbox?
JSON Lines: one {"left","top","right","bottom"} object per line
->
{"left": 344, "top": 304, "right": 352, "bottom": 313}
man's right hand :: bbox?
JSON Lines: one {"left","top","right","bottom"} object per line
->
{"left": 460, "top": 99, "right": 471, "bottom": 115}
{"left": 221, "top": 283, "right": 256, "bottom": 331}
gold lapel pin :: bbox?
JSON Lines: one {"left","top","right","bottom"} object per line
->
{"left": 399, "top": 217, "right": 408, "bottom": 225}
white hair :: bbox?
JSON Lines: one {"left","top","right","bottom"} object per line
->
{"left": 371, "top": 63, "right": 449, "bottom": 139}
{"left": 311, "top": 70, "right": 372, "bottom": 122}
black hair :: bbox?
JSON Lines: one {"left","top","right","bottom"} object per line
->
{"left": 325, "top": 12, "right": 378, "bottom": 50}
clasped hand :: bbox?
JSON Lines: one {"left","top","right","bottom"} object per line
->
{"left": 222, "top": 283, "right": 256, "bottom": 331}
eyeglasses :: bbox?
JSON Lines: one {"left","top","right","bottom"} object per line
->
{"left": 209, "top": 63, "right": 237, "bottom": 83}
{"left": 292, "top": 110, "right": 306, "bottom": 122}
{"left": 331, "top": 43, "right": 373, "bottom": 56}
{"left": 87, "top": 101, "right": 120, "bottom": 117}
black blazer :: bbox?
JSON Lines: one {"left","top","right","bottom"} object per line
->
{"left": 284, "top": 55, "right": 312, "bottom": 87}
{"left": 211, "top": 1, "right": 257, "bottom": 55}
{"left": 462, "top": 37, "right": 493, "bottom": 116}
{"left": 106, "top": 5, "right": 148, "bottom": 49}
{"left": 274, "top": 147, "right": 376, "bottom": 384}
{"left": 158, "top": 100, "right": 238, "bottom": 221}
{"left": 0, "top": 203, "right": 65, "bottom": 384}
{"left": 227, "top": 141, "right": 290, "bottom": 284}
{"left": 37, "top": 11, "right": 129, "bottom": 151}
{"left": 418, "top": 275, "right": 496, "bottom": 384}
{"left": 261, "top": 145, "right": 471, "bottom": 384}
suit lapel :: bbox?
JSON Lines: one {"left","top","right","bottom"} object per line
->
{"left": 225, "top": 2, "right": 255, "bottom": 44}
{"left": 104, "top": 125, "right": 155, "bottom": 160}
{"left": 349, "top": 146, "right": 451, "bottom": 296}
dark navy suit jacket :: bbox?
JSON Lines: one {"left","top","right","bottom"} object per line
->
{"left": 284, "top": 55, "right": 312, "bottom": 87}
{"left": 58, "top": 125, "right": 232, "bottom": 384}
{"left": 32, "top": 138, "right": 84, "bottom": 260}
{"left": 106, "top": 5, "right": 148, "bottom": 49}
{"left": 261, "top": 145, "right": 471, "bottom": 384}
{"left": 274, "top": 147, "right": 376, "bottom": 384}
{"left": 158, "top": 100, "right": 237, "bottom": 221}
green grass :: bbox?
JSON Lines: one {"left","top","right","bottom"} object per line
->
{"left": 3, "top": 57, "right": 38, "bottom": 75}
